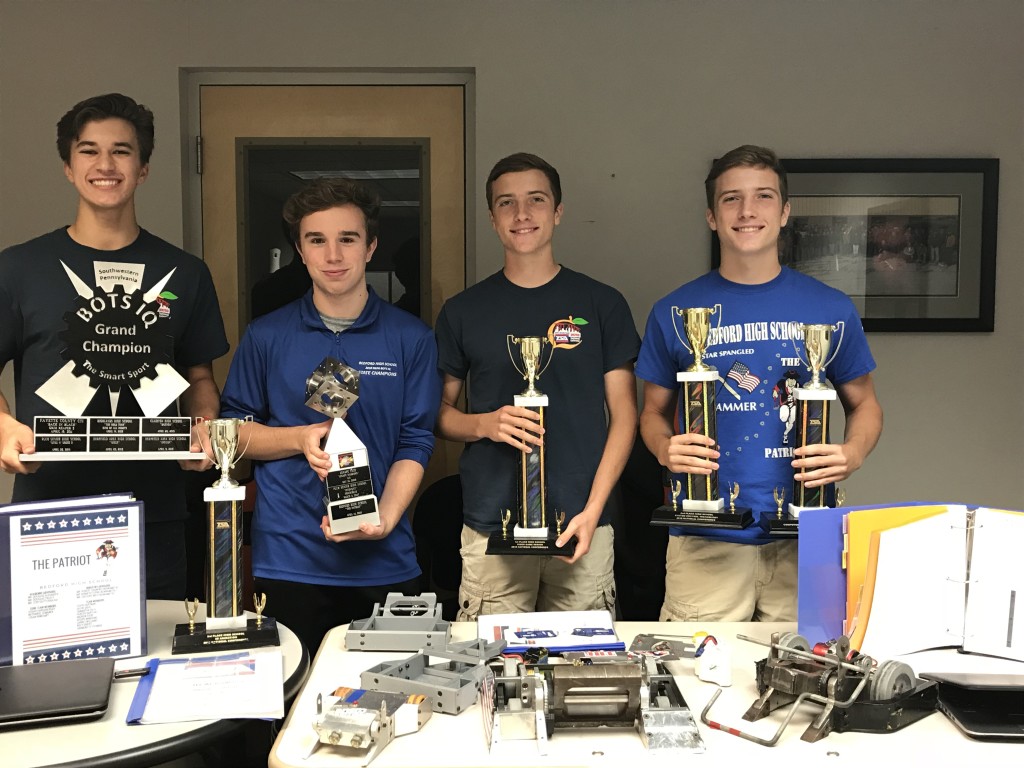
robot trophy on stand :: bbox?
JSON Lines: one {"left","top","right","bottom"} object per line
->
{"left": 172, "top": 416, "right": 280, "bottom": 653}
{"left": 652, "top": 305, "right": 751, "bottom": 529}
{"left": 487, "top": 335, "right": 574, "bottom": 556}
{"left": 306, "top": 357, "right": 380, "bottom": 534}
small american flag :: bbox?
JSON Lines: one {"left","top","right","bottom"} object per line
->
{"left": 727, "top": 361, "right": 760, "bottom": 393}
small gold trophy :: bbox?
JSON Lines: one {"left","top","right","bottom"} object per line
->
{"left": 652, "top": 305, "right": 752, "bottom": 529}
{"left": 766, "top": 485, "right": 799, "bottom": 537}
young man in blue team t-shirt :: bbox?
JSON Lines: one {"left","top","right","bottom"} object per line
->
{"left": 636, "top": 145, "right": 883, "bottom": 622}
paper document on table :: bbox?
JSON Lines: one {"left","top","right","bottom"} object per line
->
{"left": 126, "top": 649, "right": 284, "bottom": 724}
{"left": 477, "top": 610, "right": 622, "bottom": 653}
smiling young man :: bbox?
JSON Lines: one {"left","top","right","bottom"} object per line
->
{"left": 435, "top": 152, "right": 640, "bottom": 619}
{"left": 219, "top": 178, "right": 440, "bottom": 654}
{"left": 636, "top": 145, "right": 882, "bottom": 622}
{"left": 0, "top": 94, "right": 228, "bottom": 599}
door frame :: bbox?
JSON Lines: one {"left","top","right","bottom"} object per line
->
{"left": 179, "top": 70, "right": 475, "bottom": 484}
{"left": 179, "top": 68, "right": 476, "bottom": 286}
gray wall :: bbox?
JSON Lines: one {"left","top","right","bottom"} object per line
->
{"left": 2, "top": 0, "right": 1022, "bottom": 509}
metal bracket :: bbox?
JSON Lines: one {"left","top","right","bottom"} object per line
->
{"left": 346, "top": 593, "right": 451, "bottom": 652}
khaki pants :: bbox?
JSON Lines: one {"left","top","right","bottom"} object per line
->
{"left": 456, "top": 525, "right": 615, "bottom": 620}
{"left": 660, "top": 536, "right": 798, "bottom": 622}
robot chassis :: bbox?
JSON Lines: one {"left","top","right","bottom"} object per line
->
{"left": 485, "top": 652, "right": 705, "bottom": 754}
{"left": 701, "top": 632, "right": 937, "bottom": 745}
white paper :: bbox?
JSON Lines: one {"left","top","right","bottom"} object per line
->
{"left": 138, "top": 650, "right": 284, "bottom": 723}
{"left": 858, "top": 508, "right": 967, "bottom": 659}
{"left": 962, "top": 507, "right": 1024, "bottom": 660}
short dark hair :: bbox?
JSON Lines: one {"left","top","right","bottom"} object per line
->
{"left": 705, "top": 145, "right": 788, "bottom": 209}
{"left": 485, "top": 152, "right": 562, "bottom": 210}
{"left": 56, "top": 93, "right": 155, "bottom": 165}
{"left": 282, "top": 178, "right": 381, "bottom": 247}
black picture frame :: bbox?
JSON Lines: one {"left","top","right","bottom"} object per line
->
{"left": 711, "top": 158, "right": 999, "bottom": 332}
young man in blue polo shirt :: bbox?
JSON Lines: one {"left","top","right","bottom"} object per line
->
{"left": 220, "top": 178, "right": 440, "bottom": 653}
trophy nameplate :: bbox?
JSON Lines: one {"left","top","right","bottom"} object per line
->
{"left": 651, "top": 305, "right": 752, "bottom": 530}
{"left": 306, "top": 357, "right": 380, "bottom": 534}
{"left": 27, "top": 415, "right": 194, "bottom": 460}
{"left": 20, "top": 273, "right": 203, "bottom": 462}
{"left": 487, "top": 335, "right": 575, "bottom": 556}
{"left": 788, "top": 322, "right": 844, "bottom": 519}
{"left": 173, "top": 417, "right": 280, "bottom": 653}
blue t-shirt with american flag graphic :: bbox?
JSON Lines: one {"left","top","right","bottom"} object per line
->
{"left": 636, "top": 267, "right": 875, "bottom": 544}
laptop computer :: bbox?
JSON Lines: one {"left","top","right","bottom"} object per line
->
{"left": 923, "top": 672, "right": 1024, "bottom": 740}
{"left": 0, "top": 658, "right": 114, "bottom": 728}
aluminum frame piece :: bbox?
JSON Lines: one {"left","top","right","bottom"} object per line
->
{"left": 638, "top": 658, "right": 706, "bottom": 752}
{"left": 359, "top": 638, "right": 507, "bottom": 715}
{"left": 346, "top": 593, "right": 450, "bottom": 652}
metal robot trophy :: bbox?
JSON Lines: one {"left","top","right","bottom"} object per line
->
{"left": 788, "top": 322, "right": 844, "bottom": 521}
{"left": 487, "top": 335, "right": 574, "bottom": 556}
{"left": 306, "top": 357, "right": 380, "bottom": 534}
{"left": 173, "top": 416, "right": 280, "bottom": 652}
{"left": 652, "top": 305, "right": 752, "bottom": 529}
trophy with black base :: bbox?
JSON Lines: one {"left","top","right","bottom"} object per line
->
{"left": 173, "top": 417, "right": 280, "bottom": 653}
{"left": 306, "top": 357, "right": 380, "bottom": 534}
{"left": 788, "top": 322, "right": 844, "bottom": 520}
{"left": 487, "top": 336, "right": 575, "bottom": 556}
{"left": 652, "top": 306, "right": 752, "bottom": 529}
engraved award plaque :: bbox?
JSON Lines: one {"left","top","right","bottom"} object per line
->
{"left": 652, "top": 305, "right": 752, "bottom": 529}
{"left": 172, "top": 417, "right": 280, "bottom": 653}
{"left": 788, "top": 322, "right": 845, "bottom": 520}
{"left": 306, "top": 357, "right": 380, "bottom": 534}
{"left": 486, "top": 335, "right": 575, "bottom": 556}
{"left": 21, "top": 272, "right": 197, "bottom": 462}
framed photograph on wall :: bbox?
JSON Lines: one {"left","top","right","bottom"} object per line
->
{"left": 711, "top": 158, "right": 999, "bottom": 332}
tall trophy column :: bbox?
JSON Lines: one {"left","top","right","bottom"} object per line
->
{"left": 487, "top": 336, "right": 574, "bottom": 556}
{"left": 652, "top": 305, "right": 752, "bottom": 529}
{"left": 173, "top": 416, "right": 280, "bottom": 653}
{"left": 788, "top": 322, "right": 844, "bottom": 519}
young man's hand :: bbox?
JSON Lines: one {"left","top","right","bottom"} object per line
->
{"left": 0, "top": 414, "right": 40, "bottom": 475}
{"left": 319, "top": 514, "right": 396, "bottom": 543}
{"left": 659, "top": 432, "right": 719, "bottom": 475}
{"left": 177, "top": 420, "right": 215, "bottom": 472}
{"left": 302, "top": 420, "right": 334, "bottom": 480}
{"left": 554, "top": 506, "right": 601, "bottom": 564}
{"left": 792, "top": 442, "right": 862, "bottom": 487}
{"left": 479, "top": 405, "right": 544, "bottom": 453}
